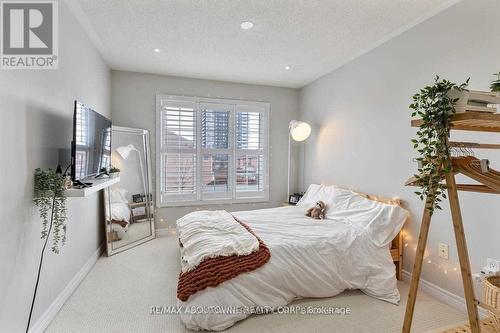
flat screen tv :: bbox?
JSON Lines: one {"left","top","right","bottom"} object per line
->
{"left": 71, "top": 101, "right": 112, "bottom": 182}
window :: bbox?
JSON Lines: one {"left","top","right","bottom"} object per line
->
{"left": 156, "top": 95, "right": 269, "bottom": 206}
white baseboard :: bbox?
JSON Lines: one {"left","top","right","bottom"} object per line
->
{"left": 29, "top": 243, "right": 105, "bottom": 333}
{"left": 402, "top": 270, "right": 487, "bottom": 318}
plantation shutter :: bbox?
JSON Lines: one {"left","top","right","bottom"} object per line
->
{"left": 156, "top": 95, "right": 269, "bottom": 207}
{"left": 159, "top": 100, "right": 197, "bottom": 203}
{"left": 199, "top": 103, "right": 233, "bottom": 200}
{"left": 234, "top": 104, "right": 267, "bottom": 198}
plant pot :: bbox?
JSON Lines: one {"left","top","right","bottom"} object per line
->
{"left": 109, "top": 172, "right": 119, "bottom": 179}
{"left": 447, "top": 89, "right": 469, "bottom": 113}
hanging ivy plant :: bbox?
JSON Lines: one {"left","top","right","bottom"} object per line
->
{"left": 27, "top": 168, "right": 69, "bottom": 333}
{"left": 34, "top": 168, "right": 67, "bottom": 253}
{"left": 410, "top": 76, "right": 469, "bottom": 214}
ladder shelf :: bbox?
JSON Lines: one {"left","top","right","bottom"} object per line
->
{"left": 411, "top": 112, "right": 500, "bottom": 132}
{"left": 403, "top": 112, "right": 500, "bottom": 333}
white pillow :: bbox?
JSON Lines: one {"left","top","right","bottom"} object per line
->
{"left": 297, "top": 184, "right": 356, "bottom": 217}
{"left": 296, "top": 184, "right": 337, "bottom": 207}
{"left": 328, "top": 192, "right": 409, "bottom": 247}
{"left": 323, "top": 186, "right": 357, "bottom": 214}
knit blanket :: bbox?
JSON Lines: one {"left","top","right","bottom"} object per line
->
{"left": 176, "top": 211, "right": 270, "bottom": 301}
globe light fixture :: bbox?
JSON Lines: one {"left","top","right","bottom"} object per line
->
{"left": 289, "top": 120, "right": 311, "bottom": 142}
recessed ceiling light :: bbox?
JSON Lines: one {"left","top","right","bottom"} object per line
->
{"left": 153, "top": 48, "right": 160, "bottom": 53}
{"left": 240, "top": 21, "right": 254, "bottom": 30}
{"left": 284, "top": 65, "right": 291, "bottom": 70}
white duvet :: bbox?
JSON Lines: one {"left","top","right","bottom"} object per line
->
{"left": 178, "top": 196, "right": 409, "bottom": 331}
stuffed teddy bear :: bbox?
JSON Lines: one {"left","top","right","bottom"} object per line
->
{"left": 305, "top": 201, "right": 326, "bottom": 220}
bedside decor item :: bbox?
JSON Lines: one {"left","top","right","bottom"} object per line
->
{"left": 131, "top": 193, "right": 153, "bottom": 203}
{"left": 410, "top": 75, "right": 469, "bottom": 214}
{"left": 27, "top": 168, "right": 68, "bottom": 333}
{"left": 287, "top": 120, "right": 311, "bottom": 201}
{"left": 132, "top": 193, "right": 143, "bottom": 203}
{"left": 288, "top": 192, "right": 303, "bottom": 205}
{"left": 109, "top": 166, "right": 120, "bottom": 178}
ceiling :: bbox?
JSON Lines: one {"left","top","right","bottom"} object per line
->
{"left": 67, "top": 0, "right": 460, "bottom": 88}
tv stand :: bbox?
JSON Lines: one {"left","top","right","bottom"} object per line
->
{"left": 66, "top": 177, "right": 120, "bottom": 197}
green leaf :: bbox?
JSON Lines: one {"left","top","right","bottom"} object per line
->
{"left": 409, "top": 76, "right": 468, "bottom": 208}
{"left": 34, "top": 168, "right": 67, "bottom": 254}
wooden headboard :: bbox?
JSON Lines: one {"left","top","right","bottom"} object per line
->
{"left": 352, "top": 190, "right": 404, "bottom": 207}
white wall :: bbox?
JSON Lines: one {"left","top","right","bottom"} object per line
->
{"left": 299, "top": 0, "right": 500, "bottom": 298}
{"left": 111, "top": 70, "right": 299, "bottom": 228}
{"left": 0, "top": 1, "right": 110, "bottom": 331}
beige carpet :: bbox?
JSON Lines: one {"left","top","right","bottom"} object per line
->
{"left": 46, "top": 235, "right": 466, "bottom": 333}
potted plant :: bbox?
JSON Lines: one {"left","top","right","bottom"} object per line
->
{"left": 491, "top": 71, "right": 500, "bottom": 96}
{"left": 27, "top": 168, "right": 68, "bottom": 332}
{"left": 410, "top": 76, "right": 469, "bottom": 214}
{"left": 34, "top": 168, "right": 67, "bottom": 252}
{"left": 446, "top": 88, "right": 470, "bottom": 113}
{"left": 109, "top": 166, "right": 120, "bottom": 178}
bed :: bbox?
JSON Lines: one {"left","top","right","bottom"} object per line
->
{"left": 176, "top": 185, "right": 409, "bottom": 331}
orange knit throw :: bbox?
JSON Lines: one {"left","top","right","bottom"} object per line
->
{"left": 177, "top": 217, "right": 271, "bottom": 302}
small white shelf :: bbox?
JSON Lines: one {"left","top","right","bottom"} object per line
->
{"left": 65, "top": 177, "right": 120, "bottom": 197}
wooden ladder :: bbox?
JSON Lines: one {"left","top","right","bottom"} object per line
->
{"left": 403, "top": 112, "right": 500, "bottom": 333}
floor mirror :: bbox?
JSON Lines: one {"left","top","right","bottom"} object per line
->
{"left": 103, "top": 126, "right": 155, "bottom": 255}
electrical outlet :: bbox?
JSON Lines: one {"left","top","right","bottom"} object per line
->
{"left": 486, "top": 258, "right": 500, "bottom": 273}
{"left": 438, "top": 243, "right": 449, "bottom": 260}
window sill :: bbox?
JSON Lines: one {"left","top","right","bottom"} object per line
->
{"left": 157, "top": 197, "right": 269, "bottom": 208}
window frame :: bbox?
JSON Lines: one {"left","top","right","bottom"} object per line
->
{"left": 156, "top": 94, "right": 270, "bottom": 208}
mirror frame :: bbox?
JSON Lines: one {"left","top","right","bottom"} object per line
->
{"left": 103, "top": 126, "right": 155, "bottom": 256}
